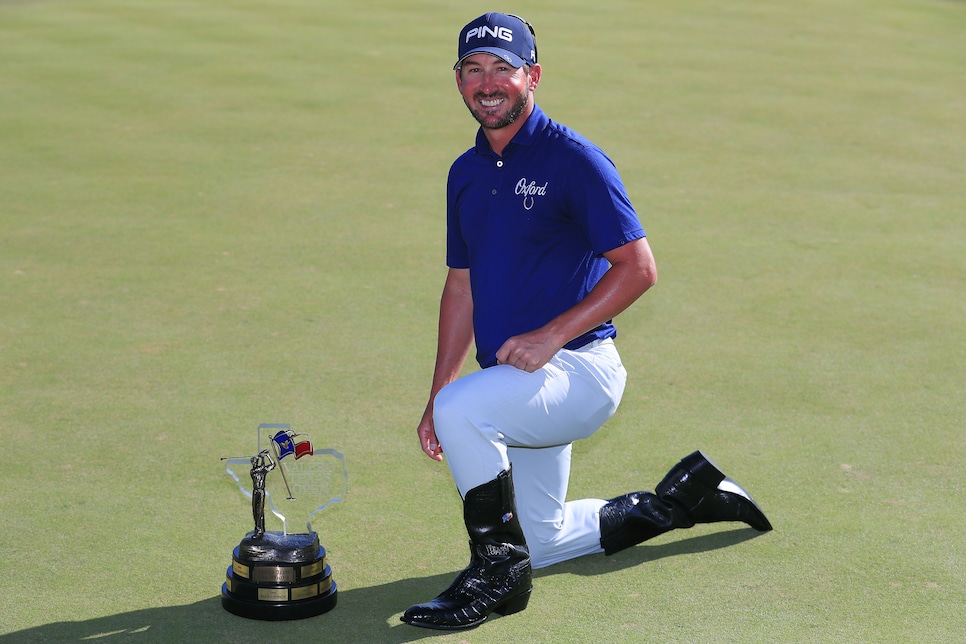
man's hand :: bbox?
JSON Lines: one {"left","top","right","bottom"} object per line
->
{"left": 495, "top": 330, "right": 561, "bottom": 373}
{"left": 417, "top": 407, "right": 444, "bottom": 461}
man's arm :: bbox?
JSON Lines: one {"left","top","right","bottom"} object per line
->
{"left": 495, "top": 237, "right": 657, "bottom": 373}
{"left": 417, "top": 267, "right": 475, "bottom": 461}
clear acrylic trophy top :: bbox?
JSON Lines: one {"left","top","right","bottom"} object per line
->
{"left": 225, "top": 423, "right": 347, "bottom": 536}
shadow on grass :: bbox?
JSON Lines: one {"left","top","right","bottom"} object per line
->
{"left": 537, "top": 526, "right": 765, "bottom": 579}
{"left": 1, "top": 529, "right": 762, "bottom": 643}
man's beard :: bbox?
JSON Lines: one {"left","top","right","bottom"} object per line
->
{"left": 465, "top": 89, "right": 529, "bottom": 130}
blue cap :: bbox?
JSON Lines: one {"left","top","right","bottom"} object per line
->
{"left": 454, "top": 13, "right": 538, "bottom": 70}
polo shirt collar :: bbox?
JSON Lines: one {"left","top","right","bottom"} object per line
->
{"left": 474, "top": 103, "right": 549, "bottom": 155}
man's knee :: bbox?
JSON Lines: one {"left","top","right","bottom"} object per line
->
{"left": 431, "top": 383, "right": 468, "bottom": 441}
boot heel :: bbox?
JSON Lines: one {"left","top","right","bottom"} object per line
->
{"left": 680, "top": 451, "right": 725, "bottom": 487}
{"left": 495, "top": 588, "right": 531, "bottom": 616}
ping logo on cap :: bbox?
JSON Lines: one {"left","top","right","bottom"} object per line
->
{"left": 465, "top": 25, "right": 514, "bottom": 44}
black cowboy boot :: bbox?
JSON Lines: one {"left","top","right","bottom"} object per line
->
{"left": 401, "top": 468, "right": 533, "bottom": 630}
{"left": 599, "top": 451, "right": 772, "bottom": 555}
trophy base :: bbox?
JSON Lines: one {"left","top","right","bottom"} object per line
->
{"left": 221, "top": 530, "right": 338, "bottom": 621}
{"left": 221, "top": 580, "right": 337, "bottom": 621}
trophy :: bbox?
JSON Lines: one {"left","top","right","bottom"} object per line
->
{"left": 221, "top": 423, "right": 347, "bottom": 620}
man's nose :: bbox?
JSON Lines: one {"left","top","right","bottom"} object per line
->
{"left": 479, "top": 71, "right": 498, "bottom": 92}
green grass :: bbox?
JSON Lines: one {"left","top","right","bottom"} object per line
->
{"left": 1, "top": 0, "right": 964, "bottom": 641}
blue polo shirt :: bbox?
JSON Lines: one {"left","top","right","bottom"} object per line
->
{"left": 447, "top": 104, "right": 646, "bottom": 369}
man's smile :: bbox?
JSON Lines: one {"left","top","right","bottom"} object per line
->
{"left": 479, "top": 95, "right": 506, "bottom": 109}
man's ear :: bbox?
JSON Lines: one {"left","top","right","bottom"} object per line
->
{"left": 528, "top": 64, "right": 542, "bottom": 91}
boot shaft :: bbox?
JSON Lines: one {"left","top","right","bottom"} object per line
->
{"left": 463, "top": 467, "right": 528, "bottom": 548}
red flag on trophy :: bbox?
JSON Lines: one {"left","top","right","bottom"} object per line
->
{"left": 294, "top": 439, "right": 314, "bottom": 459}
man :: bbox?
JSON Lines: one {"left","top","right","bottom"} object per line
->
{"left": 401, "top": 13, "right": 772, "bottom": 631}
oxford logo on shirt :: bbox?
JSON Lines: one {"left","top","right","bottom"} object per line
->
{"left": 515, "top": 178, "right": 548, "bottom": 211}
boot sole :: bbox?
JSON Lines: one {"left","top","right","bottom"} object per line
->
{"left": 401, "top": 587, "right": 532, "bottom": 631}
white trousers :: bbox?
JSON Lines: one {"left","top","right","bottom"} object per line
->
{"left": 433, "top": 339, "right": 627, "bottom": 568}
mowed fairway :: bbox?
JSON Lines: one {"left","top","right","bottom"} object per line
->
{"left": 1, "top": 0, "right": 963, "bottom": 642}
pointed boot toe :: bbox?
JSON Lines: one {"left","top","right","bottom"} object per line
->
{"left": 712, "top": 476, "right": 773, "bottom": 531}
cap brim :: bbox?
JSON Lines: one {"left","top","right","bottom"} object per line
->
{"left": 454, "top": 47, "right": 527, "bottom": 70}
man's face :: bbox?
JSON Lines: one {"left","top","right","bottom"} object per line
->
{"left": 456, "top": 54, "right": 537, "bottom": 130}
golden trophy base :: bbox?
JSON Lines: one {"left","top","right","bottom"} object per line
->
{"left": 221, "top": 531, "right": 337, "bottom": 620}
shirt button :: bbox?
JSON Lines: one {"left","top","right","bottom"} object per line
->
{"left": 491, "top": 189, "right": 498, "bottom": 195}
{"left": 496, "top": 161, "right": 504, "bottom": 168}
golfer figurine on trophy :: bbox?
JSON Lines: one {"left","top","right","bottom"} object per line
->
{"left": 221, "top": 423, "right": 347, "bottom": 620}
{"left": 250, "top": 450, "right": 275, "bottom": 538}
